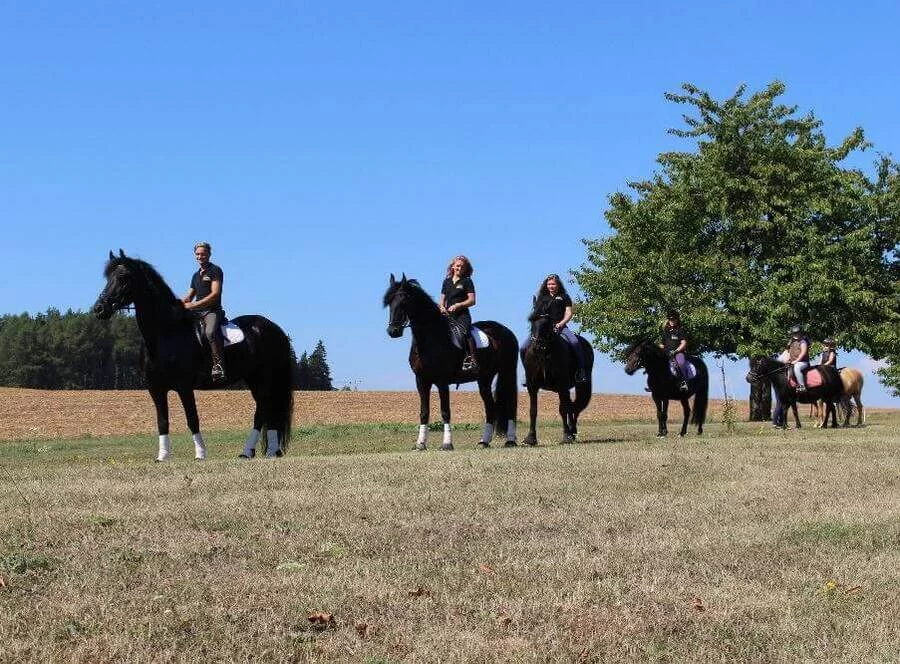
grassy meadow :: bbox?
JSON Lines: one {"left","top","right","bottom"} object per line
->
{"left": 1, "top": 414, "right": 899, "bottom": 662}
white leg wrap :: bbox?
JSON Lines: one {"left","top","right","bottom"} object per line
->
{"left": 157, "top": 435, "right": 171, "bottom": 462}
{"left": 416, "top": 424, "right": 428, "bottom": 445}
{"left": 506, "top": 420, "right": 517, "bottom": 442}
{"left": 443, "top": 423, "right": 452, "bottom": 446}
{"left": 265, "top": 429, "right": 280, "bottom": 458}
{"left": 192, "top": 433, "right": 206, "bottom": 460}
{"left": 482, "top": 423, "right": 494, "bottom": 442}
{"left": 242, "top": 429, "right": 260, "bottom": 457}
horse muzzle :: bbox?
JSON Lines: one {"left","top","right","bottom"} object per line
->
{"left": 745, "top": 372, "right": 758, "bottom": 383}
{"left": 93, "top": 299, "right": 113, "bottom": 320}
{"left": 387, "top": 325, "right": 404, "bottom": 338}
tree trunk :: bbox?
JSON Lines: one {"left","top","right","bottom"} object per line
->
{"left": 748, "top": 359, "right": 772, "bottom": 421}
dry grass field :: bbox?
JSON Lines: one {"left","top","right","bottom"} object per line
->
{"left": 1, "top": 389, "right": 899, "bottom": 662}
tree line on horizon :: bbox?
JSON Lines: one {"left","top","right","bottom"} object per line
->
{"left": 0, "top": 309, "right": 333, "bottom": 391}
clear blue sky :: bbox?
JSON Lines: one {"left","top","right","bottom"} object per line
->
{"left": 2, "top": 1, "right": 898, "bottom": 406}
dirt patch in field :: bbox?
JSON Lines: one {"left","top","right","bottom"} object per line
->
{"left": 0, "top": 386, "right": 851, "bottom": 441}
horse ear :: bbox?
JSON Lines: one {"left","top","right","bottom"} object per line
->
{"left": 401, "top": 273, "right": 407, "bottom": 284}
{"left": 390, "top": 273, "right": 396, "bottom": 285}
{"left": 119, "top": 249, "right": 126, "bottom": 258}
{"left": 109, "top": 250, "right": 115, "bottom": 261}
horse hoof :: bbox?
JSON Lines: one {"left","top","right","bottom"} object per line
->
{"left": 477, "top": 441, "right": 491, "bottom": 448}
{"left": 440, "top": 444, "right": 454, "bottom": 451}
{"left": 238, "top": 449, "right": 256, "bottom": 459}
{"left": 503, "top": 440, "right": 517, "bottom": 447}
{"left": 656, "top": 433, "right": 667, "bottom": 439}
{"left": 155, "top": 456, "right": 171, "bottom": 463}
{"left": 412, "top": 443, "right": 427, "bottom": 451}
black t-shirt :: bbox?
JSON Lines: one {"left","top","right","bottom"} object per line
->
{"left": 533, "top": 293, "right": 573, "bottom": 325}
{"left": 662, "top": 324, "right": 687, "bottom": 353}
{"left": 190, "top": 262, "right": 224, "bottom": 313}
{"left": 441, "top": 277, "right": 475, "bottom": 308}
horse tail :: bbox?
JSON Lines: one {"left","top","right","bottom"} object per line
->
{"left": 574, "top": 338, "right": 594, "bottom": 413}
{"left": 267, "top": 320, "right": 295, "bottom": 452}
{"left": 690, "top": 357, "right": 709, "bottom": 428}
{"left": 482, "top": 322, "right": 518, "bottom": 435}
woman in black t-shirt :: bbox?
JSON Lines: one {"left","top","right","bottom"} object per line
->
{"left": 525, "top": 274, "right": 587, "bottom": 382}
{"left": 439, "top": 255, "right": 478, "bottom": 372}
{"left": 660, "top": 310, "right": 689, "bottom": 391}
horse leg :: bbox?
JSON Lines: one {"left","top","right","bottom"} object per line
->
{"left": 523, "top": 386, "right": 539, "bottom": 446}
{"left": 679, "top": 397, "right": 690, "bottom": 437}
{"left": 559, "top": 390, "right": 575, "bottom": 443}
{"left": 854, "top": 394, "right": 864, "bottom": 426}
{"left": 790, "top": 401, "right": 801, "bottom": 429}
{"left": 238, "top": 380, "right": 264, "bottom": 458}
{"left": 437, "top": 383, "right": 453, "bottom": 451}
{"left": 414, "top": 376, "right": 431, "bottom": 451}
{"left": 476, "top": 376, "right": 495, "bottom": 448}
{"left": 150, "top": 386, "right": 172, "bottom": 462}
{"left": 176, "top": 389, "right": 206, "bottom": 460}
{"left": 655, "top": 397, "right": 667, "bottom": 438}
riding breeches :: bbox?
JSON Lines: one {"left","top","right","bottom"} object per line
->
{"left": 793, "top": 361, "right": 809, "bottom": 387}
{"left": 198, "top": 310, "right": 224, "bottom": 359}
{"left": 521, "top": 327, "right": 585, "bottom": 369}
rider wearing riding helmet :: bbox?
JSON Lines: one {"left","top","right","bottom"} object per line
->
{"left": 526, "top": 273, "right": 587, "bottom": 382}
{"left": 439, "top": 255, "right": 478, "bottom": 373}
{"left": 660, "top": 309, "right": 689, "bottom": 392}
{"left": 786, "top": 324, "right": 811, "bottom": 391}
{"left": 819, "top": 338, "right": 837, "bottom": 367}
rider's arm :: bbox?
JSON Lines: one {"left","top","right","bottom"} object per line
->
{"left": 438, "top": 293, "right": 447, "bottom": 314}
{"left": 187, "top": 279, "right": 221, "bottom": 311}
{"left": 449, "top": 292, "right": 476, "bottom": 313}
{"left": 674, "top": 339, "right": 687, "bottom": 354}
{"left": 182, "top": 287, "right": 195, "bottom": 305}
{"left": 555, "top": 305, "right": 574, "bottom": 331}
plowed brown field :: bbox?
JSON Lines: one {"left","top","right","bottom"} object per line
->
{"left": 0, "top": 387, "right": 760, "bottom": 441}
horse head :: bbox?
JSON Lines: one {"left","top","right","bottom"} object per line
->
{"left": 527, "top": 314, "right": 555, "bottom": 354}
{"left": 745, "top": 355, "right": 775, "bottom": 384}
{"left": 93, "top": 249, "right": 136, "bottom": 319}
{"left": 383, "top": 273, "right": 413, "bottom": 338}
{"left": 623, "top": 340, "right": 653, "bottom": 375}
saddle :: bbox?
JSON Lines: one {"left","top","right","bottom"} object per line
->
{"left": 194, "top": 318, "right": 245, "bottom": 348}
{"left": 668, "top": 358, "right": 697, "bottom": 380}
{"left": 448, "top": 322, "right": 490, "bottom": 351}
{"left": 787, "top": 365, "right": 824, "bottom": 389}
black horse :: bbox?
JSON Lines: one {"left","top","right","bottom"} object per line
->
{"left": 93, "top": 250, "right": 294, "bottom": 460}
{"left": 383, "top": 274, "right": 518, "bottom": 450}
{"left": 746, "top": 356, "right": 841, "bottom": 429}
{"left": 624, "top": 341, "right": 709, "bottom": 437}
{"left": 520, "top": 314, "right": 594, "bottom": 445}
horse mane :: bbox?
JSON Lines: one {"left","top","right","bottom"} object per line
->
{"left": 105, "top": 255, "right": 188, "bottom": 322}
{"left": 382, "top": 278, "right": 439, "bottom": 315}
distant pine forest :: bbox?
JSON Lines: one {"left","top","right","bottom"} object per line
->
{"left": 0, "top": 310, "right": 332, "bottom": 390}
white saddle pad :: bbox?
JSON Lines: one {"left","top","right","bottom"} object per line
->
{"left": 450, "top": 325, "right": 491, "bottom": 350}
{"left": 221, "top": 322, "right": 245, "bottom": 346}
{"left": 669, "top": 358, "right": 697, "bottom": 380}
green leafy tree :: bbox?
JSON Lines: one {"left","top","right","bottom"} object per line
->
{"left": 575, "top": 82, "right": 899, "bottom": 419}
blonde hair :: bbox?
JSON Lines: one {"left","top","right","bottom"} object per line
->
{"left": 445, "top": 255, "right": 473, "bottom": 278}
{"left": 194, "top": 242, "right": 212, "bottom": 254}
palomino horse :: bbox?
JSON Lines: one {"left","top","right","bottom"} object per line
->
{"left": 812, "top": 367, "right": 865, "bottom": 427}
{"left": 520, "top": 314, "right": 594, "bottom": 445}
{"left": 384, "top": 274, "right": 518, "bottom": 450}
{"left": 747, "top": 356, "right": 842, "bottom": 429}
{"left": 623, "top": 341, "right": 709, "bottom": 437}
{"left": 93, "top": 251, "right": 294, "bottom": 460}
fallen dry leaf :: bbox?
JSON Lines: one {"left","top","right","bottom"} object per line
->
{"left": 691, "top": 595, "right": 705, "bottom": 612}
{"left": 478, "top": 564, "right": 495, "bottom": 575}
{"left": 408, "top": 585, "right": 431, "bottom": 598}
{"left": 307, "top": 612, "right": 336, "bottom": 629}
{"left": 845, "top": 584, "right": 861, "bottom": 594}
{"left": 0, "top": 575, "right": 7, "bottom": 590}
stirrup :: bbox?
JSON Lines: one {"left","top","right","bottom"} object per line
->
{"left": 211, "top": 363, "right": 226, "bottom": 381}
{"left": 461, "top": 355, "right": 478, "bottom": 372}
{"left": 679, "top": 381, "right": 688, "bottom": 392}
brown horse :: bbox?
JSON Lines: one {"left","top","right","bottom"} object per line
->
{"left": 812, "top": 367, "right": 865, "bottom": 427}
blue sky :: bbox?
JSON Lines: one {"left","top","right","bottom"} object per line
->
{"left": 2, "top": 1, "right": 898, "bottom": 405}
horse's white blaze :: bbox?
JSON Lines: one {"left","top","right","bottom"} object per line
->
{"left": 242, "top": 428, "right": 260, "bottom": 457}
{"left": 506, "top": 420, "right": 517, "bottom": 442}
{"left": 482, "top": 423, "right": 494, "bottom": 442}
{"left": 443, "top": 423, "right": 452, "bottom": 446}
{"left": 192, "top": 432, "right": 206, "bottom": 460}
{"left": 265, "top": 429, "right": 280, "bottom": 458}
{"left": 417, "top": 424, "right": 428, "bottom": 445}
{"left": 157, "top": 434, "right": 171, "bottom": 461}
